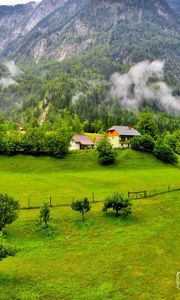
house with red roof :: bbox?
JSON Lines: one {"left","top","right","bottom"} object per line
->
{"left": 69, "top": 135, "right": 94, "bottom": 150}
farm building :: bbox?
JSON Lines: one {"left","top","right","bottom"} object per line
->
{"left": 69, "top": 135, "right": 94, "bottom": 150}
{"left": 107, "top": 125, "right": 141, "bottom": 148}
{"left": 94, "top": 136, "right": 102, "bottom": 144}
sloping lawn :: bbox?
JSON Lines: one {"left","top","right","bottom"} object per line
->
{"left": 0, "top": 191, "right": 180, "bottom": 299}
{"left": 0, "top": 150, "right": 179, "bottom": 208}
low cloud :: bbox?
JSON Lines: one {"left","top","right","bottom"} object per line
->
{"left": 72, "top": 92, "right": 84, "bottom": 104}
{"left": 0, "top": 61, "right": 23, "bottom": 88}
{"left": 110, "top": 60, "right": 180, "bottom": 114}
{"left": 5, "top": 61, "right": 23, "bottom": 77}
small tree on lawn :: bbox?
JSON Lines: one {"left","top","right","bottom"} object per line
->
{"left": 39, "top": 203, "right": 50, "bottom": 228}
{"left": 96, "top": 135, "right": 115, "bottom": 165}
{"left": 103, "top": 193, "right": 132, "bottom": 217}
{"left": 0, "top": 194, "right": 19, "bottom": 231}
{"left": 71, "top": 198, "right": 91, "bottom": 222}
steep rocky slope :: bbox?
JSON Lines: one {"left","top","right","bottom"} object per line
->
{"left": 0, "top": 0, "right": 180, "bottom": 80}
{"left": 167, "top": 0, "right": 180, "bottom": 13}
{"left": 0, "top": 0, "right": 66, "bottom": 52}
{"left": 0, "top": 2, "right": 37, "bottom": 50}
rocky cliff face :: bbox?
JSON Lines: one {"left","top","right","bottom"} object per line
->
{"left": 0, "top": 0, "right": 66, "bottom": 52}
{"left": 23, "top": 0, "right": 66, "bottom": 33}
{"left": 167, "top": 0, "right": 180, "bottom": 13}
{"left": 0, "top": 0, "right": 180, "bottom": 79}
{"left": 0, "top": 2, "right": 37, "bottom": 50}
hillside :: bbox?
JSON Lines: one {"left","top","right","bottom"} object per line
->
{"left": 0, "top": 0, "right": 180, "bottom": 81}
{"left": 0, "top": 150, "right": 179, "bottom": 299}
{"left": 0, "top": 150, "right": 179, "bottom": 207}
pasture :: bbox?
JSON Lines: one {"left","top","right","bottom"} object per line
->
{"left": 0, "top": 150, "right": 180, "bottom": 299}
{"left": 0, "top": 149, "right": 179, "bottom": 207}
{"left": 0, "top": 192, "right": 180, "bottom": 299}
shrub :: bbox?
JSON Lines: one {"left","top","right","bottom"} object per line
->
{"left": 131, "top": 134, "right": 155, "bottom": 151}
{"left": 0, "top": 240, "right": 16, "bottom": 261}
{"left": 176, "top": 141, "right": 180, "bottom": 155}
{"left": 140, "top": 134, "right": 155, "bottom": 151}
{"left": 96, "top": 135, "right": 115, "bottom": 165}
{"left": 164, "top": 133, "right": 178, "bottom": 152}
{"left": 153, "top": 140, "right": 178, "bottom": 164}
{"left": 103, "top": 193, "right": 132, "bottom": 217}
{"left": 71, "top": 198, "right": 91, "bottom": 222}
{"left": 130, "top": 136, "right": 142, "bottom": 150}
{"left": 0, "top": 194, "right": 19, "bottom": 231}
{"left": 44, "top": 132, "right": 70, "bottom": 157}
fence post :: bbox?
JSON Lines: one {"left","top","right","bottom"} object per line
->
{"left": 50, "top": 196, "right": 52, "bottom": 207}
{"left": 144, "top": 191, "right": 147, "bottom": 198}
{"left": 128, "top": 191, "right": 130, "bottom": 198}
{"left": 28, "top": 198, "right": 31, "bottom": 209}
{"left": 168, "top": 185, "right": 170, "bottom": 192}
{"left": 92, "top": 192, "right": 95, "bottom": 203}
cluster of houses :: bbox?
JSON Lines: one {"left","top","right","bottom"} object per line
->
{"left": 69, "top": 125, "right": 141, "bottom": 150}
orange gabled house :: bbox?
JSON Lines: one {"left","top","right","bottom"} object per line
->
{"left": 107, "top": 125, "right": 141, "bottom": 148}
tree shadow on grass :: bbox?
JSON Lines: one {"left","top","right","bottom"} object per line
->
{"left": 35, "top": 223, "right": 59, "bottom": 239}
{"left": 101, "top": 211, "right": 139, "bottom": 227}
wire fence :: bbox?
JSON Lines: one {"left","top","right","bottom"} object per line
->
{"left": 19, "top": 185, "right": 180, "bottom": 210}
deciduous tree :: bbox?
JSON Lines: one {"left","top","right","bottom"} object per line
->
{"left": 0, "top": 194, "right": 19, "bottom": 231}
{"left": 96, "top": 135, "right": 115, "bottom": 165}
{"left": 71, "top": 198, "right": 91, "bottom": 222}
{"left": 103, "top": 193, "right": 132, "bottom": 217}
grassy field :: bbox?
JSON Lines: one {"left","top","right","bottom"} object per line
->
{"left": 0, "top": 150, "right": 180, "bottom": 299}
{"left": 0, "top": 149, "right": 179, "bottom": 208}
{"left": 0, "top": 192, "right": 180, "bottom": 299}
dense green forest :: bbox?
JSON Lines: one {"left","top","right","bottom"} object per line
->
{"left": 0, "top": 51, "right": 179, "bottom": 135}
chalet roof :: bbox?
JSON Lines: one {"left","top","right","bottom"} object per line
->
{"left": 72, "top": 135, "right": 94, "bottom": 145}
{"left": 107, "top": 126, "right": 141, "bottom": 136}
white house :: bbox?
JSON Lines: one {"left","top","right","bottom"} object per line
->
{"left": 69, "top": 135, "right": 94, "bottom": 150}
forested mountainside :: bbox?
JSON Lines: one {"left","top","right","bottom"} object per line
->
{"left": 0, "top": 0, "right": 180, "bottom": 81}
{"left": 0, "top": 0, "right": 179, "bottom": 127}
{"left": 0, "top": 53, "right": 179, "bottom": 133}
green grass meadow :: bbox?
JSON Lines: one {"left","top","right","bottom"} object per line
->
{"left": 0, "top": 149, "right": 179, "bottom": 208}
{"left": 0, "top": 150, "right": 180, "bottom": 299}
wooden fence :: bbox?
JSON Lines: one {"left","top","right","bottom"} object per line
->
{"left": 128, "top": 191, "right": 147, "bottom": 199}
{"left": 19, "top": 185, "right": 180, "bottom": 210}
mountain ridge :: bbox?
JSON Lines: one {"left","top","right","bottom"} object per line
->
{"left": 0, "top": 0, "right": 180, "bottom": 81}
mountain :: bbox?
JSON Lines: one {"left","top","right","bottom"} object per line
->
{"left": 0, "top": 0, "right": 180, "bottom": 120}
{"left": 0, "top": 2, "right": 37, "bottom": 51}
{"left": 0, "top": 0, "right": 66, "bottom": 52}
{"left": 22, "top": 0, "right": 66, "bottom": 33}
{"left": 1, "top": 0, "right": 179, "bottom": 81}
{"left": 167, "top": 0, "right": 180, "bottom": 13}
